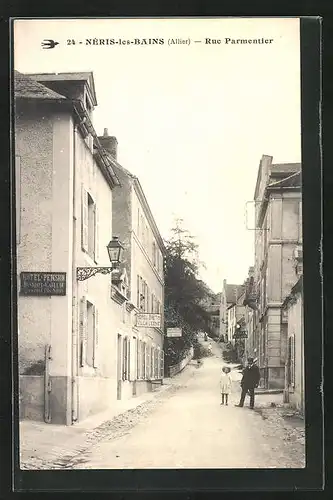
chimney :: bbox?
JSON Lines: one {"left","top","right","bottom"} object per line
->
{"left": 98, "top": 128, "right": 118, "bottom": 160}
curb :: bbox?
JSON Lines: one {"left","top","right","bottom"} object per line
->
{"left": 20, "top": 375, "right": 183, "bottom": 470}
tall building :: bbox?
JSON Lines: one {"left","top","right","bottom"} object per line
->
{"left": 15, "top": 72, "right": 166, "bottom": 426}
{"left": 15, "top": 71, "right": 122, "bottom": 424}
{"left": 99, "top": 130, "right": 166, "bottom": 399}
{"left": 253, "top": 155, "right": 302, "bottom": 389}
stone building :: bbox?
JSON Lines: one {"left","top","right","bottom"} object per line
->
{"left": 282, "top": 255, "right": 304, "bottom": 413}
{"left": 221, "top": 281, "right": 244, "bottom": 342}
{"left": 253, "top": 155, "right": 302, "bottom": 389}
{"left": 220, "top": 280, "right": 242, "bottom": 342}
{"left": 15, "top": 71, "right": 124, "bottom": 424}
{"left": 15, "top": 71, "right": 165, "bottom": 425}
{"left": 99, "top": 130, "right": 166, "bottom": 400}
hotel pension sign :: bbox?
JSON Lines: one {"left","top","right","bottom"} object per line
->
{"left": 20, "top": 272, "right": 67, "bottom": 296}
{"left": 136, "top": 313, "right": 161, "bottom": 328}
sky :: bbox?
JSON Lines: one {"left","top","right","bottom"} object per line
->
{"left": 13, "top": 18, "right": 301, "bottom": 293}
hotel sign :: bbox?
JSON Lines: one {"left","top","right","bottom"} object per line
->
{"left": 167, "top": 327, "right": 182, "bottom": 338}
{"left": 136, "top": 313, "right": 161, "bottom": 328}
{"left": 20, "top": 272, "right": 67, "bottom": 296}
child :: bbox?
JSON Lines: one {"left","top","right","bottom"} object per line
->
{"left": 220, "top": 366, "right": 232, "bottom": 405}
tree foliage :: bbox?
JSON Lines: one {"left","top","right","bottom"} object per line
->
{"left": 164, "top": 219, "right": 214, "bottom": 366}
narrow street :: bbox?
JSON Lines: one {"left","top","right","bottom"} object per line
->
{"left": 66, "top": 341, "right": 305, "bottom": 469}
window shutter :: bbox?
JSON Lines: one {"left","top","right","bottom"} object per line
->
{"left": 93, "top": 307, "right": 99, "bottom": 368}
{"left": 79, "top": 296, "right": 87, "bottom": 366}
{"left": 291, "top": 335, "right": 295, "bottom": 387}
{"left": 144, "top": 343, "right": 148, "bottom": 379}
{"left": 137, "top": 275, "right": 140, "bottom": 308}
{"left": 127, "top": 338, "right": 131, "bottom": 381}
{"left": 94, "top": 204, "right": 100, "bottom": 263}
{"left": 123, "top": 338, "right": 127, "bottom": 380}
{"left": 81, "top": 185, "right": 88, "bottom": 252}
{"left": 160, "top": 350, "right": 164, "bottom": 378}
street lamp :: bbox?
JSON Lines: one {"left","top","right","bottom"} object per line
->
{"left": 76, "top": 236, "right": 124, "bottom": 281}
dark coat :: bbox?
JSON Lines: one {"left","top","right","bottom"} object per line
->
{"left": 241, "top": 364, "right": 260, "bottom": 389}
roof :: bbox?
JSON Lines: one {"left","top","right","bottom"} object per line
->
{"left": 225, "top": 284, "right": 244, "bottom": 304}
{"left": 27, "top": 72, "right": 97, "bottom": 106}
{"left": 282, "top": 275, "right": 303, "bottom": 308}
{"left": 14, "top": 71, "right": 66, "bottom": 100}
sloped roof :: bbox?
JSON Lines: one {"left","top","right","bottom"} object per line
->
{"left": 271, "top": 162, "right": 301, "bottom": 174}
{"left": 14, "top": 71, "right": 66, "bottom": 100}
{"left": 225, "top": 284, "right": 244, "bottom": 304}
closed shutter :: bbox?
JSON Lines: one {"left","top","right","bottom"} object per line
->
{"left": 144, "top": 344, "right": 148, "bottom": 379}
{"left": 146, "top": 346, "right": 151, "bottom": 379}
{"left": 81, "top": 185, "right": 88, "bottom": 252}
{"left": 137, "top": 275, "right": 140, "bottom": 308}
{"left": 95, "top": 204, "right": 100, "bottom": 263}
{"left": 291, "top": 335, "right": 295, "bottom": 387}
{"left": 93, "top": 307, "right": 99, "bottom": 368}
{"left": 136, "top": 339, "right": 141, "bottom": 379}
{"left": 79, "top": 296, "right": 87, "bottom": 366}
{"left": 127, "top": 338, "right": 131, "bottom": 381}
{"left": 123, "top": 338, "right": 127, "bottom": 380}
{"left": 160, "top": 350, "right": 164, "bottom": 378}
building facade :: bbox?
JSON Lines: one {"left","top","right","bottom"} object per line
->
{"left": 15, "top": 72, "right": 165, "bottom": 426}
{"left": 253, "top": 155, "right": 302, "bottom": 389}
{"left": 282, "top": 259, "right": 304, "bottom": 413}
{"left": 221, "top": 281, "right": 244, "bottom": 343}
{"left": 99, "top": 130, "right": 166, "bottom": 400}
{"left": 15, "top": 71, "right": 125, "bottom": 424}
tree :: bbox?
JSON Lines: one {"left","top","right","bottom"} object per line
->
{"left": 163, "top": 219, "right": 214, "bottom": 366}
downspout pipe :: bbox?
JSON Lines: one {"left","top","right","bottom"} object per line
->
{"left": 71, "top": 122, "right": 78, "bottom": 424}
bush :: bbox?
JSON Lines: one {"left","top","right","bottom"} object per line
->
{"left": 193, "top": 342, "right": 213, "bottom": 359}
{"left": 23, "top": 360, "right": 45, "bottom": 375}
{"left": 222, "top": 345, "right": 239, "bottom": 363}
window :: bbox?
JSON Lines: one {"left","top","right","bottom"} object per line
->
{"left": 81, "top": 187, "right": 98, "bottom": 261}
{"left": 137, "top": 275, "right": 150, "bottom": 312}
{"left": 79, "top": 297, "right": 99, "bottom": 368}
{"left": 87, "top": 194, "right": 95, "bottom": 258}
{"left": 152, "top": 242, "right": 157, "bottom": 267}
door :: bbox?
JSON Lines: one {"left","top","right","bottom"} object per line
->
{"left": 117, "top": 334, "right": 122, "bottom": 400}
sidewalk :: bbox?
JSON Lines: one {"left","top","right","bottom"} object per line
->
{"left": 19, "top": 363, "right": 197, "bottom": 469}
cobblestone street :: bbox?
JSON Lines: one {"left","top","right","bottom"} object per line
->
{"left": 20, "top": 342, "right": 305, "bottom": 470}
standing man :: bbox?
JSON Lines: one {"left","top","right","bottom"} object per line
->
{"left": 235, "top": 357, "right": 260, "bottom": 409}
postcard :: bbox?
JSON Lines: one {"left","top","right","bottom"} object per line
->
{"left": 11, "top": 16, "right": 323, "bottom": 491}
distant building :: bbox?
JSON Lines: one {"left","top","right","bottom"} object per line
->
{"left": 221, "top": 280, "right": 244, "bottom": 342}
{"left": 99, "top": 130, "right": 166, "bottom": 400}
{"left": 253, "top": 155, "right": 302, "bottom": 389}
{"left": 199, "top": 287, "right": 221, "bottom": 338}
